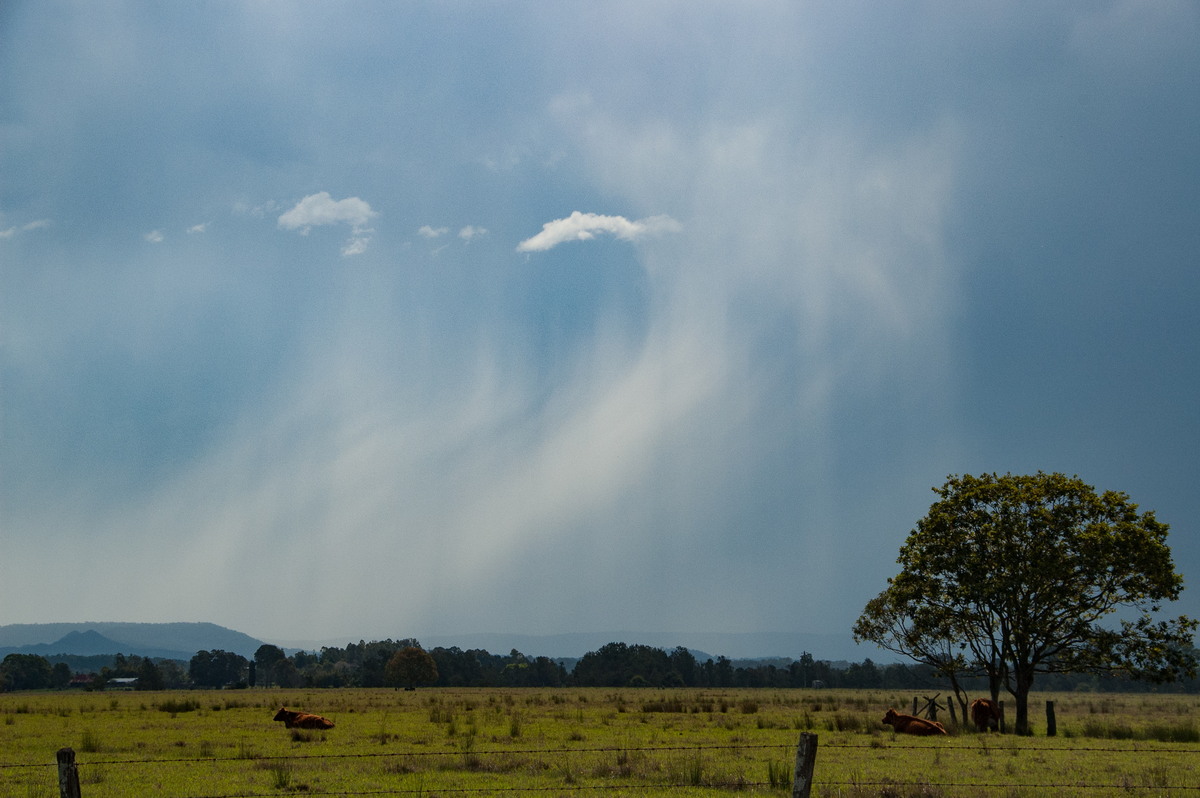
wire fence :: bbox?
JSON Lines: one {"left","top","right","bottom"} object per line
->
{"left": 8, "top": 738, "right": 1200, "bottom": 797}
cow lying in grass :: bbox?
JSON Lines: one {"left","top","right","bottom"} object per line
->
{"left": 970, "top": 698, "right": 1001, "bottom": 732}
{"left": 273, "top": 707, "right": 335, "bottom": 729}
{"left": 881, "top": 708, "right": 948, "bottom": 735}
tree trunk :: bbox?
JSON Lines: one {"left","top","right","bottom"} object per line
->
{"left": 988, "top": 663, "right": 1003, "bottom": 704}
{"left": 1013, "top": 668, "right": 1034, "bottom": 735}
{"left": 947, "top": 674, "right": 969, "bottom": 725}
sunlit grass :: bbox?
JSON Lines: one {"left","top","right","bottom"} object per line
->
{"left": 0, "top": 688, "right": 1196, "bottom": 796}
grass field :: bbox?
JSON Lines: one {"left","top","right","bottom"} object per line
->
{"left": 2, "top": 688, "right": 1198, "bottom": 797}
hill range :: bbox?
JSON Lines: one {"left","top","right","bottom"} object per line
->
{"left": 0, "top": 622, "right": 265, "bottom": 660}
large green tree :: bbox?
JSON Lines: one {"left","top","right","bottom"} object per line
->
{"left": 254, "top": 644, "right": 287, "bottom": 687}
{"left": 0, "top": 653, "right": 53, "bottom": 691}
{"left": 384, "top": 646, "right": 439, "bottom": 689}
{"left": 854, "top": 472, "right": 1197, "bottom": 734}
{"left": 189, "top": 650, "right": 249, "bottom": 688}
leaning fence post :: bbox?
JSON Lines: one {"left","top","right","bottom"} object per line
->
{"left": 57, "top": 747, "right": 81, "bottom": 798}
{"left": 792, "top": 732, "right": 817, "bottom": 798}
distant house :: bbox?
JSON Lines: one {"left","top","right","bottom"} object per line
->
{"left": 69, "top": 674, "right": 96, "bottom": 689}
{"left": 107, "top": 677, "right": 138, "bottom": 690}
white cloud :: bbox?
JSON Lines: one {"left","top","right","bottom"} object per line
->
{"left": 233, "top": 200, "right": 280, "bottom": 218}
{"left": 278, "top": 192, "right": 376, "bottom": 233}
{"left": 516, "top": 211, "right": 681, "bottom": 252}
{"left": 144, "top": 230, "right": 164, "bottom": 243}
{"left": 341, "top": 236, "right": 370, "bottom": 257}
{"left": 187, "top": 222, "right": 209, "bottom": 234}
{"left": 2, "top": 219, "right": 51, "bottom": 239}
{"left": 458, "top": 225, "right": 487, "bottom": 241}
{"left": 279, "top": 191, "right": 378, "bottom": 256}
{"left": 418, "top": 225, "right": 449, "bottom": 238}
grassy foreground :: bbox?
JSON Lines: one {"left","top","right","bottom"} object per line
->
{"left": 1, "top": 688, "right": 1198, "bottom": 797}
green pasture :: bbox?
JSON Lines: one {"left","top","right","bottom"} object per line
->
{"left": 1, "top": 688, "right": 1197, "bottom": 797}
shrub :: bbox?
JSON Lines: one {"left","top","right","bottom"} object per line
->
{"left": 1144, "top": 721, "right": 1200, "bottom": 743}
{"left": 157, "top": 698, "right": 199, "bottom": 714}
{"left": 267, "top": 761, "right": 292, "bottom": 789}
{"left": 768, "top": 760, "right": 791, "bottom": 788}
{"left": 79, "top": 729, "right": 101, "bottom": 753}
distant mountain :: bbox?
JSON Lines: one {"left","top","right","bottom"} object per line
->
{"left": 0, "top": 622, "right": 265, "bottom": 660}
{"left": 34, "top": 630, "right": 128, "bottom": 657}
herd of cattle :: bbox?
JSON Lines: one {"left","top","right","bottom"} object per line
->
{"left": 273, "top": 698, "right": 1003, "bottom": 736}
{"left": 882, "top": 698, "right": 1002, "bottom": 736}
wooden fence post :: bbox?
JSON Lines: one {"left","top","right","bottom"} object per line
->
{"left": 792, "top": 732, "right": 817, "bottom": 798}
{"left": 1046, "top": 700, "right": 1056, "bottom": 737}
{"left": 57, "top": 747, "right": 81, "bottom": 798}
{"left": 998, "top": 701, "right": 1007, "bottom": 734}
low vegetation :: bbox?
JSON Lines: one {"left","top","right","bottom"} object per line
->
{"left": 1, "top": 688, "right": 1198, "bottom": 797}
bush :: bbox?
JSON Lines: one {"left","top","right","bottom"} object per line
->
{"left": 157, "top": 698, "right": 200, "bottom": 714}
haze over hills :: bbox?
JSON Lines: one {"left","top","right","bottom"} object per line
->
{"left": 6, "top": 630, "right": 194, "bottom": 660}
{"left": 0, "top": 622, "right": 265, "bottom": 660}
{"left": 0, "top": 622, "right": 886, "bottom": 663}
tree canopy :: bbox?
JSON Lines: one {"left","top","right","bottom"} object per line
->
{"left": 385, "top": 646, "right": 439, "bottom": 689}
{"left": 0, "top": 653, "right": 55, "bottom": 691}
{"left": 854, "top": 472, "right": 1198, "bottom": 733}
{"left": 188, "top": 650, "right": 249, "bottom": 688}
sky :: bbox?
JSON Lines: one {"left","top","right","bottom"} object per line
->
{"left": 2, "top": 1, "right": 1198, "bottom": 654}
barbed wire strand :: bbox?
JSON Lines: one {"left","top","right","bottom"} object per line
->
{"left": 4, "top": 738, "right": 1196, "bottom": 769}
{"left": 6, "top": 742, "right": 1200, "bottom": 771}
{"left": 132, "top": 785, "right": 774, "bottom": 798}
{"left": 5, "top": 742, "right": 1198, "bottom": 797}
{"left": 0, "top": 742, "right": 792, "bottom": 769}
{"left": 49, "top": 780, "right": 1200, "bottom": 798}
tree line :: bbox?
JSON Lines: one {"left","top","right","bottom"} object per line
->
{"left": 12, "top": 471, "right": 1194, "bottom": 712}
{"left": 4, "top": 639, "right": 1197, "bottom": 693}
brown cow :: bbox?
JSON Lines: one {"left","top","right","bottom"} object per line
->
{"left": 881, "top": 708, "right": 948, "bottom": 735}
{"left": 273, "top": 707, "right": 334, "bottom": 730}
{"left": 970, "top": 698, "right": 1001, "bottom": 732}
